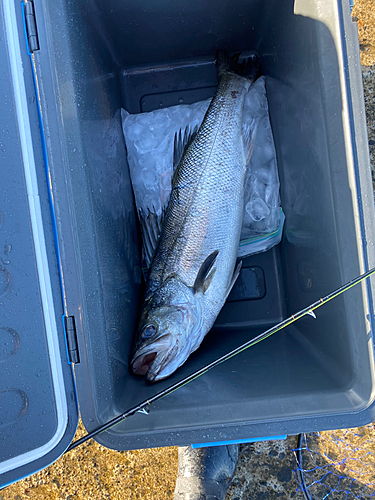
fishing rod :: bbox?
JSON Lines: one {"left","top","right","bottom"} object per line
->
{"left": 66, "top": 266, "right": 375, "bottom": 453}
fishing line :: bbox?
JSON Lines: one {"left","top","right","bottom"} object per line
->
{"left": 66, "top": 266, "right": 375, "bottom": 453}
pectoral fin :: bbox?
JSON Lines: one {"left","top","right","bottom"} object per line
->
{"left": 194, "top": 250, "right": 219, "bottom": 294}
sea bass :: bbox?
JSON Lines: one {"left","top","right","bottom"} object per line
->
{"left": 131, "top": 52, "right": 259, "bottom": 382}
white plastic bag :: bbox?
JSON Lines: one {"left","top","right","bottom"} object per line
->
{"left": 121, "top": 76, "right": 284, "bottom": 263}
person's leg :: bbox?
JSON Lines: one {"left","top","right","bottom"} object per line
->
{"left": 174, "top": 444, "right": 239, "bottom": 500}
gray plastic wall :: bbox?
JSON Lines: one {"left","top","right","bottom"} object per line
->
{"left": 33, "top": 0, "right": 375, "bottom": 450}
{"left": 0, "top": 0, "right": 78, "bottom": 485}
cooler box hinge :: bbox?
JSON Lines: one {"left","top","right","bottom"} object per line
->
{"left": 64, "top": 316, "right": 80, "bottom": 364}
{"left": 24, "top": 1, "right": 39, "bottom": 52}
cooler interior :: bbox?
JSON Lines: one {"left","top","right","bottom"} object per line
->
{"left": 34, "top": 0, "right": 375, "bottom": 449}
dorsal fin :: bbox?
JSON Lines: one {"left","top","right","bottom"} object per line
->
{"left": 193, "top": 250, "right": 219, "bottom": 294}
{"left": 173, "top": 124, "right": 199, "bottom": 173}
{"left": 139, "top": 125, "right": 199, "bottom": 270}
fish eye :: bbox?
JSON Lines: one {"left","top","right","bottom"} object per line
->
{"left": 141, "top": 324, "right": 157, "bottom": 339}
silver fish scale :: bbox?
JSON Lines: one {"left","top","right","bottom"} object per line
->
{"left": 147, "top": 71, "right": 251, "bottom": 331}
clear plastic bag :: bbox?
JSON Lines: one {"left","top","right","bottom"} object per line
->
{"left": 121, "top": 76, "right": 284, "bottom": 262}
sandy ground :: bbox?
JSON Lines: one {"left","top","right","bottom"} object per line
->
{"left": 2, "top": 0, "right": 375, "bottom": 498}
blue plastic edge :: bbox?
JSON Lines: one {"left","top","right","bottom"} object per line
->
{"left": 21, "top": 1, "right": 75, "bottom": 353}
{"left": 191, "top": 435, "right": 287, "bottom": 449}
{"left": 1, "top": 460, "right": 61, "bottom": 491}
{"left": 21, "top": 1, "right": 66, "bottom": 310}
{"left": 21, "top": 0, "right": 77, "bottom": 405}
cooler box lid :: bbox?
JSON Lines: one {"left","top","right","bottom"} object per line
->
{"left": 0, "top": 0, "right": 78, "bottom": 488}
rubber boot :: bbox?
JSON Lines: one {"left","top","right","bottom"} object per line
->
{"left": 174, "top": 444, "right": 239, "bottom": 500}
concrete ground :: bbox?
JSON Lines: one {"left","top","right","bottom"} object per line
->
{"left": 2, "top": 0, "right": 375, "bottom": 498}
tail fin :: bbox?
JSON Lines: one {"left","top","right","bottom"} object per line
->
{"left": 215, "top": 50, "right": 261, "bottom": 82}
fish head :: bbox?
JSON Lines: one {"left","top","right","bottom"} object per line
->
{"left": 131, "top": 277, "right": 203, "bottom": 382}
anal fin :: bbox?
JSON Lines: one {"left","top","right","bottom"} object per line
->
{"left": 224, "top": 261, "right": 242, "bottom": 301}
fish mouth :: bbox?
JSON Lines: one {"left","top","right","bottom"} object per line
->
{"left": 131, "top": 335, "right": 178, "bottom": 382}
{"left": 131, "top": 351, "right": 158, "bottom": 376}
